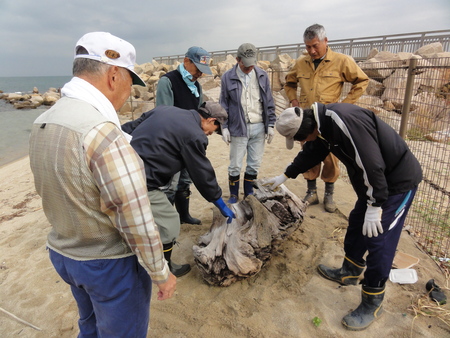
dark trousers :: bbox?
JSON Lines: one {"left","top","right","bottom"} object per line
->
{"left": 50, "top": 250, "right": 151, "bottom": 338}
{"left": 344, "top": 187, "right": 417, "bottom": 287}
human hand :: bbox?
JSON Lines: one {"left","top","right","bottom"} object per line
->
{"left": 221, "top": 128, "right": 230, "bottom": 145}
{"left": 363, "top": 205, "right": 383, "bottom": 238}
{"left": 264, "top": 174, "right": 288, "bottom": 190}
{"left": 213, "top": 197, "right": 236, "bottom": 223}
{"left": 266, "top": 127, "right": 274, "bottom": 144}
{"left": 157, "top": 272, "right": 177, "bottom": 300}
{"left": 290, "top": 99, "right": 299, "bottom": 107}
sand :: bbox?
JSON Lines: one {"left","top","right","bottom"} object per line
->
{"left": 0, "top": 131, "right": 449, "bottom": 337}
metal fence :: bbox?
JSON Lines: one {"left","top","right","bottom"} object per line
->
{"left": 358, "top": 57, "right": 450, "bottom": 260}
{"left": 154, "top": 30, "right": 450, "bottom": 65}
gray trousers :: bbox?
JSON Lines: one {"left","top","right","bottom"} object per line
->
{"left": 147, "top": 189, "right": 180, "bottom": 244}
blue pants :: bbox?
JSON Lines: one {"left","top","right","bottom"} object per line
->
{"left": 228, "top": 122, "right": 265, "bottom": 177}
{"left": 344, "top": 188, "right": 417, "bottom": 287}
{"left": 50, "top": 250, "right": 152, "bottom": 338}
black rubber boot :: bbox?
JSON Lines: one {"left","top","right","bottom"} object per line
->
{"left": 174, "top": 189, "right": 201, "bottom": 225}
{"left": 342, "top": 284, "right": 385, "bottom": 331}
{"left": 228, "top": 175, "right": 240, "bottom": 204}
{"left": 317, "top": 256, "right": 366, "bottom": 285}
{"left": 324, "top": 182, "right": 337, "bottom": 213}
{"left": 243, "top": 173, "right": 257, "bottom": 197}
{"left": 163, "top": 242, "right": 191, "bottom": 277}
{"left": 303, "top": 179, "right": 319, "bottom": 205}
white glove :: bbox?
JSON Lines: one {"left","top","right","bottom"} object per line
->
{"left": 222, "top": 128, "right": 230, "bottom": 145}
{"left": 264, "top": 174, "right": 288, "bottom": 190}
{"left": 266, "top": 127, "right": 275, "bottom": 144}
{"left": 363, "top": 205, "right": 384, "bottom": 238}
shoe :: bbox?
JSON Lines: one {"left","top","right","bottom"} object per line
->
{"left": 303, "top": 189, "right": 319, "bottom": 205}
{"left": 243, "top": 173, "right": 257, "bottom": 197}
{"left": 163, "top": 242, "right": 191, "bottom": 277}
{"left": 342, "top": 285, "right": 385, "bottom": 331}
{"left": 228, "top": 175, "right": 240, "bottom": 204}
{"left": 317, "top": 256, "right": 365, "bottom": 285}
{"left": 174, "top": 189, "right": 201, "bottom": 225}
{"left": 426, "top": 279, "right": 447, "bottom": 305}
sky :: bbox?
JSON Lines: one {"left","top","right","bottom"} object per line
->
{"left": 0, "top": 0, "right": 449, "bottom": 77}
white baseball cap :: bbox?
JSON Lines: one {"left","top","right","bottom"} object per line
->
{"left": 74, "top": 32, "right": 146, "bottom": 86}
{"left": 275, "top": 107, "right": 304, "bottom": 149}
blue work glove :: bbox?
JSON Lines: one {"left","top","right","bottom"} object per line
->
{"left": 213, "top": 197, "right": 236, "bottom": 223}
{"left": 363, "top": 205, "right": 384, "bottom": 238}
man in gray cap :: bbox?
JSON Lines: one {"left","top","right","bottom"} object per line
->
{"left": 29, "top": 31, "right": 176, "bottom": 337}
{"left": 219, "top": 43, "right": 276, "bottom": 204}
{"left": 266, "top": 102, "right": 422, "bottom": 331}
{"left": 122, "top": 101, "right": 236, "bottom": 277}
{"left": 156, "top": 46, "right": 213, "bottom": 225}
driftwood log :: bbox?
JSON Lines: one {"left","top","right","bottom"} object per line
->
{"left": 193, "top": 180, "right": 307, "bottom": 286}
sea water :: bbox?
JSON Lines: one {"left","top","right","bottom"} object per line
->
{"left": 0, "top": 76, "right": 71, "bottom": 167}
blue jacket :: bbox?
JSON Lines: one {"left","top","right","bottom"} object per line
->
{"left": 219, "top": 64, "right": 276, "bottom": 137}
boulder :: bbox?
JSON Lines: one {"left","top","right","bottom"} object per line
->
{"left": 42, "top": 91, "right": 60, "bottom": 106}
{"left": 415, "top": 42, "right": 444, "bottom": 58}
{"left": 365, "top": 78, "right": 384, "bottom": 96}
{"left": 359, "top": 59, "right": 394, "bottom": 79}
{"left": 216, "top": 55, "right": 236, "bottom": 76}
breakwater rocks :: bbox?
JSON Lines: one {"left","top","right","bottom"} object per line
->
{"left": 0, "top": 87, "right": 60, "bottom": 109}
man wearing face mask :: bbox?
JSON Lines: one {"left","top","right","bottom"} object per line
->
{"left": 156, "top": 46, "right": 212, "bottom": 225}
{"left": 219, "top": 43, "right": 276, "bottom": 204}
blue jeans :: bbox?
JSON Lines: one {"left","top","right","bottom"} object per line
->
{"left": 344, "top": 188, "right": 417, "bottom": 287}
{"left": 49, "top": 250, "right": 151, "bottom": 338}
{"left": 228, "top": 123, "right": 265, "bottom": 177}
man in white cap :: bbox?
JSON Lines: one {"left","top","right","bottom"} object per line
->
{"left": 219, "top": 43, "right": 276, "bottom": 204}
{"left": 266, "top": 102, "right": 422, "bottom": 331}
{"left": 156, "top": 46, "right": 213, "bottom": 225}
{"left": 29, "top": 32, "right": 176, "bottom": 337}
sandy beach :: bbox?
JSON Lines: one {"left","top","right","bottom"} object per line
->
{"left": 1, "top": 128, "right": 449, "bottom": 337}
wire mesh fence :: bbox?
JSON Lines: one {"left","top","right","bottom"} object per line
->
{"left": 340, "top": 57, "right": 450, "bottom": 260}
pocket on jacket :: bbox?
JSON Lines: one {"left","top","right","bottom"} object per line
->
{"left": 296, "top": 72, "right": 311, "bottom": 80}
{"left": 319, "top": 70, "right": 340, "bottom": 79}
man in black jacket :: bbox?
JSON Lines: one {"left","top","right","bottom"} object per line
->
{"left": 122, "top": 102, "right": 235, "bottom": 277}
{"left": 266, "top": 102, "right": 422, "bottom": 331}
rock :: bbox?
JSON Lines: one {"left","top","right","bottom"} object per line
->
{"left": 270, "top": 54, "right": 294, "bottom": 91}
{"left": 365, "top": 78, "right": 384, "bottom": 96}
{"left": 42, "top": 91, "right": 60, "bottom": 106}
{"left": 216, "top": 55, "right": 236, "bottom": 77}
{"left": 415, "top": 42, "right": 444, "bottom": 58}
{"left": 359, "top": 59, "right": 394, "bottom": 79}
{"left": 356, "top": 95, "right": 384, "bottom": 109}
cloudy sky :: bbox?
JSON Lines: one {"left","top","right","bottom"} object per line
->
{"left": 0, "top": 0, "right": 449, "bottom": 77}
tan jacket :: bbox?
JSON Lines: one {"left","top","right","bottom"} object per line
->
{"left": 284, "top": 48, "right": 369, "bottom": 108}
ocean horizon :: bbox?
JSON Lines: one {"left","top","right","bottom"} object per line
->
{"left": 0, "top": 76, "right": 73, "bottom": 167}
{"left": 0, "top": 75, "right": 72, "bottom": 95}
